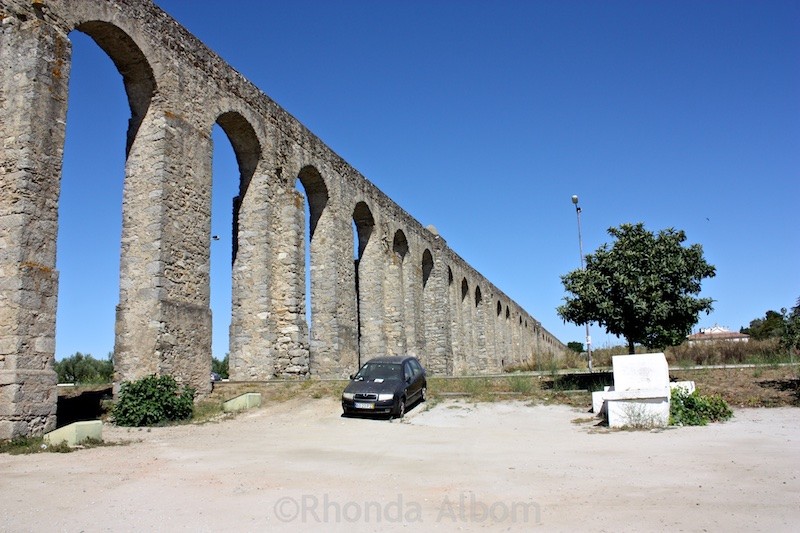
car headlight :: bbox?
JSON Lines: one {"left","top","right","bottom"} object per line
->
{"left": 378, "top": 393, "right": 394, "bottom": 401}
{"left": 342, "top": 392, "right": 355, "bottom": 400}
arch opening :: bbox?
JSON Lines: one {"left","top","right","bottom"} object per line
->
{"left": 352, "top": 202, "right": 375, "bottom": 365}
{"left": 295, "top": 166, "right": 329, "bottom": 338}
{"left": 74, "top": 21, "right": 156, "bottom": 155}
{"left": 56, "top": 30, "right": 137, "bottom": 364}
{"left": 422, "top": 249, "right": 434, "bottom": 288}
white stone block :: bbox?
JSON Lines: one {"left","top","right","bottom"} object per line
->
{"left": 607, "top": 397, "right": 669, "bottom": 428}
{"left": 611, "top": 353, "right": 669, "bottom": 391}
{"left": 44, "top": 420, "right": 102, "bottom": 446}
{"left": 670, "top": 381, "right": 696, "bottom": 394}
{"left": 223, "top": 392, "right": 262, "bottom": 412}
{"left": 592, "top": 386, "right": 613, "bottom": 414}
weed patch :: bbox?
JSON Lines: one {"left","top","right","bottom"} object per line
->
{"left": 669, "top": 388, "right": 732, "bottom": 426}
{"left": 0, "top": 435, "right": 114, "bottom": 455}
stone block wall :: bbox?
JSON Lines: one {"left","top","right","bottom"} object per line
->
{"left": 0, "top": 0, "right": 566, "bottom": 438}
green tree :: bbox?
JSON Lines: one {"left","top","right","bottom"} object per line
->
{"left": 567, "top": 341, "right": 584, "bottom": 353}
{"left": 779, "top": 297, "right": 800, "bottom": 357}
{"left": 741, "top": 310, "right": 785, "bottom": 340}
{"left": 557, "top": 223, "right": 716, "bottom": 354}
{"left": 212, "top": 354, "right": 229, "bottom": 379}
{"left": 54, "top": 352, "right": 113, "bottom": 384}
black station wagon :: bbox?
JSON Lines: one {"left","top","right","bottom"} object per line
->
{"left": 341, "top": 356, "right": 427, "bottom": 418}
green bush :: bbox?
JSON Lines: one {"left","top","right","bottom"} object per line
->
{"left": 112, "top": 375, "right": 195, "bottom": 427}
{"left": 669, "top": 387, "right": 732, "bottom": 426}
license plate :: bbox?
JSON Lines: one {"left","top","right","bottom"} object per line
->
{"left": 354, "top": 402, "right": 374, "bottom": 409}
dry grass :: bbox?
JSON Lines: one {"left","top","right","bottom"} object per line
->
{"left": 671, "top": 365, "right": 799, "bottom": 408}
{"left": 209, "top": 364, "right": 800, "bottom": 412}
{"left": 571, "top": 338, "right": 793, "bottom": 369}
{"left": 209, "top": 379, "right": 348, "bottom": 405}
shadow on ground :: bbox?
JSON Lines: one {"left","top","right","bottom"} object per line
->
{"left": 758, "top": 378, "right": 800, "bottom": 406}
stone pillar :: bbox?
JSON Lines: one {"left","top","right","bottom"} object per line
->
{"left": 229, "top": 168, "right": 275, "bottom": 380}
{"left": 384, "top": 243, "right": 405, "bottom": 356}
{"left": 0, "top": 16, "right": 69, "bottom": 438}
{"left": 114, "top": 106, "right": 212, "bottom": 396}
{"left": 474, "top": 290, "right": 487, "bottom": 372}
{"left": 423, "top": 253, "right": 452, "bottom": 375}
{"left": 307, "top": 199, "right": 352, "bottom": 377}
{"left": 403, "top": 248, "right": 421, "bottom": 358}
{"left": 357, "top": 227, "right": 386, "bottom": 362}
{"left": 484, "top": 297, "right": 498, "bottom": 372}
{"left": 268, "top": 185, "right": 309, "bottom": 377}
{"left": 332, "top": 211, "right": 360, "bottom": 376}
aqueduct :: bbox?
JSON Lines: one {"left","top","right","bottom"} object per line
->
{"left": 0, "top": 0, "right": 565, "bottom": 439}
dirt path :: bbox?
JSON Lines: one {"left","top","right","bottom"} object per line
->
{"left": 1, "top": 399, "right": 798, "bottom": 532}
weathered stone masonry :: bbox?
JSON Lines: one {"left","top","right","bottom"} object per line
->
{"left": 0, "top": 0, "right": 565, "bottom": 439}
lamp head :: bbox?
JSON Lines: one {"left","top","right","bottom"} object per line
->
{"left": 571, "top": 195, "right": 579, "bottom": 205}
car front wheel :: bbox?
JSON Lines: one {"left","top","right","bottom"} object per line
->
{"left": 395, "top": 397, "right": 406, "bottom": 419}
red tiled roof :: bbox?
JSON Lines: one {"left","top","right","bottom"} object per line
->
{"left": 687, "top": 331, "right": 749, "bottom": 341}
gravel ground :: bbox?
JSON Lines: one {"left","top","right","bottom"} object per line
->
{"left": 1, "top": 398, "right": 798, "bottom": 532}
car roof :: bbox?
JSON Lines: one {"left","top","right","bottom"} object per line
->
{"left": 362, "top": 355, "right": 418, "bottom": 365}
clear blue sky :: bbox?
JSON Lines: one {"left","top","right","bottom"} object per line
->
{"left": 55, "top": 0, "right": 799, "bottom": 360}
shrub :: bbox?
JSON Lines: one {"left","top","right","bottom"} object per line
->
{"left": 112, "top": 375, "right": 195, "bottom": 427}
{"left": 669, "top": 387, "right": 732, "bottom": 426}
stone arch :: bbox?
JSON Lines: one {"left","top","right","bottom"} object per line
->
{"left": 215, "top": 111, "right": 261, "bottom": 262}
{"left": 420, "top": 248, "right": 435, "bottom": 369}
{"left": 422, "top": 249, "right": 434, "bottom": 288}
{"left": 72, "top": 22, "right": 162, "bottom": 387}
{"left": 294, "top": 165, "right": 334, "bottom": 376}
{"left": 73, "top": 21, "right": 156, "bottom": 155}
{"left": 297, "top": 165, "right": 329, "bottom": 239}
{"left": 352, "top": 201, "right": 381, "bottom": 363}
{"left": 353, "top": 202, "right": 375, "bottom": 260}
{"left": 213, "top": 110, "right": 277, "bottom": 380}
{"left": 0, "top": 13, "right": 164, "bottom": 437}
{"left": 457, "top": 277, "right": 472, "bottom": 374}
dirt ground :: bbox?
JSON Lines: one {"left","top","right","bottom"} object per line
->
{"left": 1, "top": 397, "right": 798, "bottom": 532}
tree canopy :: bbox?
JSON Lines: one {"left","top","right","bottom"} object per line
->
{"left": 54, "top": 352, "right": 113, "bottom": 384}
{"left": 782, "top": 297, "right": 800, "bottom": 356}
{"left": 741, "top": 310, "right": 786, "bottom": 340}
{"left": 557, "top": 223, "right": 716, "bottom": 354}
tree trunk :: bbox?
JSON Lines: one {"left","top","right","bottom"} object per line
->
{"left": 627, "top": 339, "right": 635, "bottom": 354}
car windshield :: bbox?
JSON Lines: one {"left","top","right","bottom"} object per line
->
{"left": 354, "top": 363, "right": 403, "bottom": 382}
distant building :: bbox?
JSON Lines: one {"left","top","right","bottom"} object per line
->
{"left": 686, "top": 325, "right": 750, "bottom": 344}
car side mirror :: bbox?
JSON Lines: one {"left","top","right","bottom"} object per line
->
{"left": 349, "top": 374, "right": 355, "bottom": 380}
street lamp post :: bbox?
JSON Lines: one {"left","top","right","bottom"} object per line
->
{"left": 571, "top": 195, "right": 593, "bottom": 373}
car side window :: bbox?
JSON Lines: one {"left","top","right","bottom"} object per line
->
{"left": 410, "top": 359, "right": 422, "bottom": 376}
{"left": 404, "top": 362, "right": 413, "bottom": 381}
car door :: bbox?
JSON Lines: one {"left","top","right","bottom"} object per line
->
{"left": 409, "top": 358, "right": 424, "bottom": 398}
{"left": 403, "top": 361, "right": 418, "bottom": 400}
